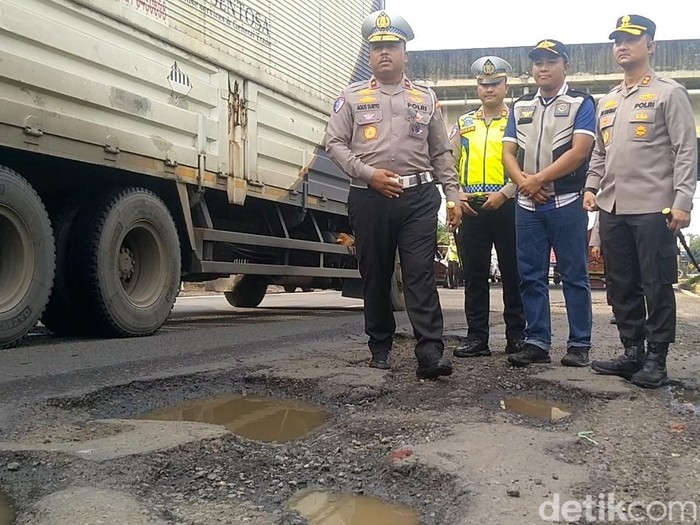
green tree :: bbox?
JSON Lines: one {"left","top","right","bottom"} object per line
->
{"left": 437, "top": 220, "right": 451, "bottom": 246}
{"left": 689, "top": 235, "right": 700, "bottom": 272}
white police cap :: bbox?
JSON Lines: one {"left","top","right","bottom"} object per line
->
{"left": 471, "top": 56, "right": 512, "bottom": 85}
{"left": 361, "top": 11, "right": 414, "bottom": 43}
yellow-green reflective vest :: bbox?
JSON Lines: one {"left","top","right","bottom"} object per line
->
{"left": 456, "top": 108, "right": 509, "bottom": 194}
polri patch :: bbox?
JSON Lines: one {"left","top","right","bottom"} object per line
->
{"left": 333, "top": 97, "right": 345, "bottom": 113}
{"left": 554, "top": 102, "right": 570, "bottom": 117}
{"left": 364, "top": 125, "right": 378, "bottom": 140}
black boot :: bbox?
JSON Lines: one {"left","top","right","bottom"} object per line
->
{"left": 369, "top": 349, "right": 391, "bottom": 370}
{"left": 591, "top": 339, "right": 645, "bottom": 380}
{"left": 507, "top": 343, "right": 551, "bottom": 367}
{"left": 561, "top": 346, "right": 590, "bottom": 367}
{"left": 631, "top": 342, "right": 669, "bottom": 389}
{"left": 416, "top": 350, "right": 453, "bottom": 379}
{"left": 504, "top": 339, "right": 525, "bottom": 355}
{"left": 453, "top": 339, "right": 490, "bottom": 358}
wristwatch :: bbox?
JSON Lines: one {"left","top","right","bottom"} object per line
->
{"left": 446, "top": 201, "right": 456, "bottom": 210}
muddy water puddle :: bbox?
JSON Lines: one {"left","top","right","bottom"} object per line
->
{"left": 671, "top": 387, "right": 700, "bottom": 415}
{"left": 500, "top": 397, "right": 572, "bottom": 422}
{"left": 289, "top": 489, "right": 419, "bottom": 525}
{"left": 140, "top": 394, "right": 331, "bottom": 442}
{"left": 0, "top": 491, "right": 15, "bottom": 525}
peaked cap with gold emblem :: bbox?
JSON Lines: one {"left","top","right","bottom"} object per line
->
{"left": 471, "top": 56, "right": 512, "bottom": 85}
{"left": 609, "top": 14, "right": 656, "bottom": 40}
{"left": 361, "top": 10, "right": 414, "bottom": 43}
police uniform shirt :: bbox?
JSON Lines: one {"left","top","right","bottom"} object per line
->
{"left": 324, "top": 75, "right": 461, "bottom": 204}
{"left": 586, "top": 70, "right": 698, "bottom": 214}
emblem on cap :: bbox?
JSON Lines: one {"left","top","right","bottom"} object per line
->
{"left": 538, "top": 40, "right": 556, "bottom": 49}
{"left": 482, "top": 59, "right": 496, "bottom": 76}
{"left": 621, "top": 15, "right": 631, "bottom": 26}
{"left": 376, "top": 12, "right": 391, "bottom": 30}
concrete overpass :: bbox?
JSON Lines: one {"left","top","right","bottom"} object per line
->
{"left": 407, "top": 39, "right": 700, "bottom": 139}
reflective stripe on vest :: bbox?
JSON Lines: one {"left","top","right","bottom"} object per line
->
{"left": 457, "top": 109, "right": 508, "bottom": 191}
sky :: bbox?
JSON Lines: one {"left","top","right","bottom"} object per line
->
{"left": 386, "top": 0, "right": 700, "bottom": 234}
{"left": 386, "top": 0, "right": 698, "bottom": 50}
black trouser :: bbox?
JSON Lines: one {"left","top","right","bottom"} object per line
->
{"left": 599, "top": 211, "right": 677, "bottom": 343}
{"left": 348, "top": 183, "right": 444, "bottom": 361}
{"left": 456, "top": 199, "right": 525, "bottom": 342}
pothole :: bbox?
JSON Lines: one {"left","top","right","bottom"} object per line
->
{"left": 139, "top": 394, "right": 331, "bottom": 442}
{"left": 288, "top": 488, "right": 420, "bottom": 524}
{"left": 0, "top": 491, "right": 15, "bottom": 525}
{"left": 500, "top": 397, "right": 572, "bottom": 422}
{"left": 670, "top": 387, "right": 700, "bottom": 415}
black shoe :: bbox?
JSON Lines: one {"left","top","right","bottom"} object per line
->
{"left": 369, "top": 358, "right": 391, "bottom": 370}
{"left": 507, "top": 343, "right": 551, "bottom": 367}
{"left": 504, "top": 339, "right": 525, "bottom": 355}
{"left": 591, "top": 339, "right": 645, "bottom": 380}
{"left": 631, "top": 342, "right": 669, "bottom": 389}
{"left": 561, "top": 346, "right": 590, "bottom": 367}
{"left": 416, "top": 356, "right": 453, "bottom": 379}
{"left": 453, "top": 339, "right": 490, "bottom": 358}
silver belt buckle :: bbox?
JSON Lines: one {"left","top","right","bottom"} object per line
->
{"left": 397, "top": 175, "right": 413, "bottom": 189}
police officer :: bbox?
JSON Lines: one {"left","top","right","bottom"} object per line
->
{"left": 445, "top": 238, "right": 461, "bottom": 289}
{"left": 324, "top": 10, "right": 462, "bottom": 379}
{"left": 584, "top": 15, "right": 698, "bottom": 388}
{"left": 450, "top": 56, "right": 525, "bottom": 358}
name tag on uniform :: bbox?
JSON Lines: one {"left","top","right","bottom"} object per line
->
{"left": 554, "top": 102, "right": 570, "bottom": 117}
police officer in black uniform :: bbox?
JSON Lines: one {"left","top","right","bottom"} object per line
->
{"left": 324, "top": 10, "right": 462, "bottom": 379}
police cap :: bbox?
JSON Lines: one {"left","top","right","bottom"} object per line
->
{"left": 471, "top": 56, "right": 512, "bottom": 85}
{"left": 609, "top": 14, "right": 656, "bottom": 40}
{"left": 528, "top": 39, "right": 569, "bottom": 62}
{"left": 361, "top": 10, "right": 414, "bottom": 43}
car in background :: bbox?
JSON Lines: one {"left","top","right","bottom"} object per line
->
{"left": 434, "top": 251, "right": 448, "bottom": 287}
{"left": 489, "top": 252, "right": 501, "bottom": 283}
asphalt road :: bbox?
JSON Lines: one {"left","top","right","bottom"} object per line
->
{"left": 2, "top": 286, "right": 699, "bottom": 525}
{"left": 0, "top": 287, "right": 569, "bottom": 403}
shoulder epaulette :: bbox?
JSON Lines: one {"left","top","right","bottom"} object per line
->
{"left": 347, "top": 79, "right": 375, "bottom": 93}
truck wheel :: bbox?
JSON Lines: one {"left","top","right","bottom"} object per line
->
{"left": 71, "top": 188, "right": 181, "bottom": 337}
{"left": 224, "top": 275, "right": 267, "bottom": 307}
{"left": 390, "top": 254, "right": 406, "bottom": 312}
{"left": 283, "top": 285, "right": 297, "bottom": 293}
{"left": 0, "top": 166, "right": 55, "bottom": 349}
{"left": 41, "top": 205, "right": 82, "bottom": 336}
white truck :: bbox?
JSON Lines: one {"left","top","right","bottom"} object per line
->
{"left": 0, "top": 0, "right": 402, "bottom": 348}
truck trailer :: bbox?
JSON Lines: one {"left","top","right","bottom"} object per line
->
{"left": 0, "top": 0, "right": 405, "bottom": 348}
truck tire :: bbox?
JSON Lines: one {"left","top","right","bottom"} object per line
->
{"left": 0, "top": 166, "right": 55, "bottom": 349}
{"left": 224, "top": 275, "right": 267, "bottom": 307}
{"left": 41, "top": 205, "right": 82, "bottom": 336}
{"left": 283, "top": 285, "right": 296, "bottom": 293}
{"left": 390, "top": 254, "right": 406, "bottom": 312}
{"left": 70, "top": 188, "right": 181, "bottom": 337}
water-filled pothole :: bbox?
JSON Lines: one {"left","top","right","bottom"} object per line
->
{"left": 289, "top": 489, "right": 419, "bottom": 524}
{"left": 0, "top": 491, "right": 15, "bottom": 525}
{"left": 671, "top": 387, "right": 700, "bottom": 415}
{"left": 140, "top": 394, "right": 331, "bottom": 442}
{"left": 500, "top": 397, "right": 572, "bottom": 422}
